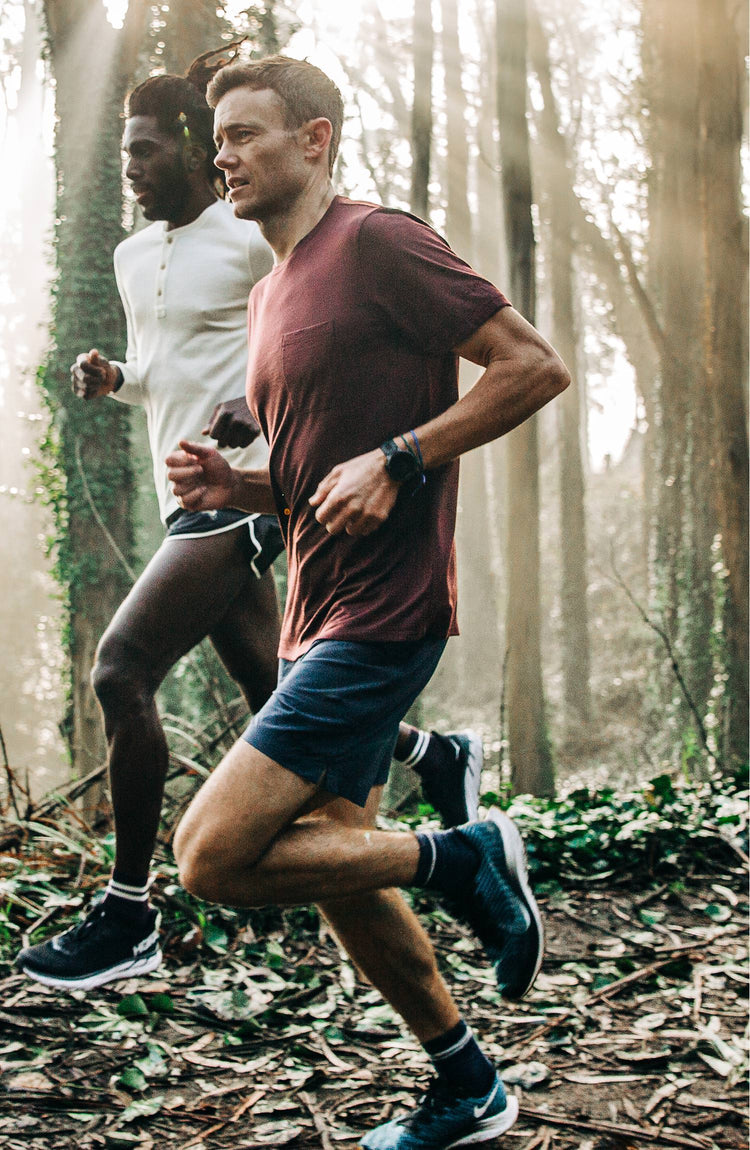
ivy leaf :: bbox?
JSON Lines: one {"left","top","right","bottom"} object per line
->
{"left": 265, "top": 939, "right": 286, "bottom": 969}
{"left": 148, "top": 993, "right": 174, "bottom": 1014}
{"left": 118, "top": 994, "right": 149, "bottom": 1018}
{"left": 118, "top": 1066, "right": 147, "bottom": 1092}
{"left": 202, "top": 921, "right": 228, "bottom": 953}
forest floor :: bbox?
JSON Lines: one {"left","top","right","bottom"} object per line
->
{"left": 0, "top": 796, "right": 747, "bottom": 1150}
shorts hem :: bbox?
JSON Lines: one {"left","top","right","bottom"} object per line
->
{"left": 163, "top": 513, "right": 258, "bottom": 539}
{"left": 243, "top": 733, "right": 378, "bottom": 807}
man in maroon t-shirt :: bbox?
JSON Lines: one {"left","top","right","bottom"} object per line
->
{"left": 167, "top": 56, "right": 569, "bottom": 1150}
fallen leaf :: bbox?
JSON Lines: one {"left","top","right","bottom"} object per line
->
{"left": 501, "top": 1061, "right": 550, "bottom": 1089}
{"left": 118, "top": 1094, "right": 165, "bottom": 1124}
{"left": 241, "top": 1120, "right": 305, "bottom": 1143}
{"left": 6, "top": 1071, "right": 54, "bottom": 1091}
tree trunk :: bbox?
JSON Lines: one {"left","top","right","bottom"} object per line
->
{"left": 42, "top": 0, "right": 147, "bottom": 786}
{"left": 573, "top": 197, "right": 659, "bottom": 577}
{"left": 643, "top": 0, "right": 719, "bottom": 756}
{"left": 439, "top": 0, "right": 502, "bottom": 710}
{"left": 440, "top": 0, "right": 471, "bottom": 259}
{"left": 529, "top": 10, "right": 591, "bottom": 725}
{"left": 159, "top": 0, "right": 233, "bottom": 75}
{"left": 410, "top": 0, "right": 433, "bottom": 219}
{"left": 697, "top": 0, "right": 749, "bottom": 768}
{"left": 495, "top": 0, "right": 554, "bottom": 796}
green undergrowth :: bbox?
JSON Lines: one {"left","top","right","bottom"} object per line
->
{"left": 402, "top": 772, "right": 748, "bottom": 893}
{"left": 0, "top": 774, "right": 746, "bottom": 969}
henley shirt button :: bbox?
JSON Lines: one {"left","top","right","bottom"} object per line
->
{"left": 284, "top": 508, "right": 291, "bottom": 516}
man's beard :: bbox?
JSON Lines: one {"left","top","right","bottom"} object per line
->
{"left": 142, "top": 173, "right": 191, "bottom": 223}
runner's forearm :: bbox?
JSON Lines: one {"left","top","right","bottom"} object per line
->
{"left": 230, "top": 467, "right": 277, "bottom": 514}
{"left": 399, "top": 307, "right": 569, "bottom": 471}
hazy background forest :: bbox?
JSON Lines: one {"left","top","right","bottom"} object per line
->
{"left": 0, "top": 0, "right": 747, "bottom": 806}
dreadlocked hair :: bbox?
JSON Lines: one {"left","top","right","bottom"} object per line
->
{"left": 126, "top": 39, "right": 247, "bottom": 191}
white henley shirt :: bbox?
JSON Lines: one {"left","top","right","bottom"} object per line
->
{"left": 110, "top": 200, "right": 273, "bottom": 523}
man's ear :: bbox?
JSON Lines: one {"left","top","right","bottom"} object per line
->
{"left": 303, "top": 117, "right": 333, "bottom": 163}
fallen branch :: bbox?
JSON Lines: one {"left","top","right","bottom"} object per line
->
{"left": 586, "top": 954, "right": 690, "bottom": 1001}
{"left": 604, "top": 544, "right": 718, "bottom": 770}
{"left": 518, "top": 1103, "right": 715, "bottom": 1149}
{"left": 505, "top": 943, "right": 708, "bottom": 1059}
{"left": 0, "top": 721, "right": 22, "bottom": 821}
{"left": 0, "top": 761, "right": 108, "bottom": 842}
{"left": 301, "top": 1090, "right": 337, "bottom": 1150}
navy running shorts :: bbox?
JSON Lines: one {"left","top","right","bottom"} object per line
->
{"left": 165, "top": 509, "right": 285, "bottom": 578}
{"left": 243, "top": 637, "right": 447, "bottom": 807}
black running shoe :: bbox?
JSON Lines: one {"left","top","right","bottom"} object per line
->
{"left": 456, "top": 808, "right": 543, "bottom": 1000}
{"left": 420, "top": 729, "right": 483, "bottom": 828}
{"left": 16, "top": 903, "right": 162, "bottom": 991}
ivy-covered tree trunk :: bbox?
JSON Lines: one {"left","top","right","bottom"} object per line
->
{"left": 495, "top": 0, "right": 554, "bottom": 796}
{"left": 42, "top": 0, "right": 147, "bottom": 783}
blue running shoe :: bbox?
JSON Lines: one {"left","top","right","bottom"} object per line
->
{"left": 456, "top": 808, "right": 543, "bottom": 1000}
{"left": 358, "top": 1075, "right": 518, "bottom": 1149}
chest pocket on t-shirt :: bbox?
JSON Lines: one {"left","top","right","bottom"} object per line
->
{"left": 281, "top": 321, "right": 336, "bottom": 414}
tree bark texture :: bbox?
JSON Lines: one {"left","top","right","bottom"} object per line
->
{"left": 495, "top": 0, "right": 554, "bottom": 796}
{"left": 642, "top": 0, "right": 741, "bottom": 764}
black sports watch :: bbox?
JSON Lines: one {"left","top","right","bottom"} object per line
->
{"left": 380, "top": 437, "right": 423, "bottom": 483}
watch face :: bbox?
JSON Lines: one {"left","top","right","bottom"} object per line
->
{"left": 388, "top": 449, "right": 420, "bottom": 482}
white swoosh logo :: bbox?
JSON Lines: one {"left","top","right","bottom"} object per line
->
{"left": 474, "top": 1080, "right": 499, "bottom": 1119}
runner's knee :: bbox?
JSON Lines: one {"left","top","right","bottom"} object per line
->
{"left": 91, "top": 635, "right": 159, "bottom": 719}
{"left": 173, "top": 817, "right": 265, "bottom": 905}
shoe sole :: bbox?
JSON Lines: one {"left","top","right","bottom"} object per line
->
{"left": 458, "top": 730, "right": 483, "bottom": 823}
{"left": 20, "top": 947, "right": 163, "bottom": 992}
{"left": 486, "top": 808, "right": 544, "bottom": 999}
{"left": 450, "top": 1095, "right": 519, "bottom": 1146}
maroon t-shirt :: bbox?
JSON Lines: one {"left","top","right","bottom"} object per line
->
{"left": 246, "top": 197, "right": 510, "bottom": 660}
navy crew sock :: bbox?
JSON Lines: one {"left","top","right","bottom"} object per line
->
{"left": 101, "top": 869, "right": 152, "bottom": 928}
{"left": 423, "top": 1019, "right": 497, "bottom": 1098}
{"left": 413, "top": 828, "right": 480, "bottom": 901}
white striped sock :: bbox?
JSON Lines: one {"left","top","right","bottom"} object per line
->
{"left": 401, "top": 729, "right": 430, "bottom": 767}
{"left": 107, "top": 877, "right": 151, "bottom": 904}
